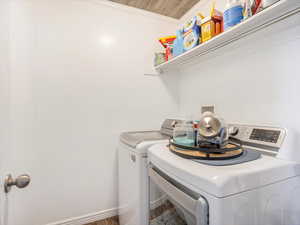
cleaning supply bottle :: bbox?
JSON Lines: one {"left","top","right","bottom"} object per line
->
{"left": 243, "top": 0, "right": 252, "bottom": 20}
{"left": 223, "top": 0, "right": 244, "bottom": 30}
{"left": 173, "top": 29, "right": 184, "bottom": 57}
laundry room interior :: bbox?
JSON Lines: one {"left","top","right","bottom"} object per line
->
{"left": 0, "top": 0, "right": 300, "bottom": 225}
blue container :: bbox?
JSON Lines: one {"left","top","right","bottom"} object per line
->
{"left": 183, "top": 26, "right": 200, "bottom": 52}
{"left": 173, "top": 29, "right": 184, "bottom": 57}
{"left": 224, "top": 5, "right": 243, "bottom": 30}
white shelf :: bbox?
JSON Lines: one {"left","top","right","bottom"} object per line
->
{"left": 155, "top": 0, "right": 300, "bottom": 73}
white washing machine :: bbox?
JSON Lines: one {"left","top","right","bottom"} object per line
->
{"left": 118, "top": 119, "right": 181, "bottom": 225}
{"left": 148, "top": 124, "right": 300, "bottom": 225}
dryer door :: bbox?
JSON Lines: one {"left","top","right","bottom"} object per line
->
{"left": 148, "top": 165, "right": 209, "bottom": 225}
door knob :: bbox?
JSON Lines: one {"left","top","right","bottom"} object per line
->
{"left": 4, "top": 174, "right": 31, "bottom": 193}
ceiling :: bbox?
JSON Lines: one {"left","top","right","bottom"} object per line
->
{"left": 108, "top": 0, "right": 200, "bottom": 19}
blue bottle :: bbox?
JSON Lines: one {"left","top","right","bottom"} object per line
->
{"left": 173, "top": 29, "right": 184, "bottom": 57}
{"left": 224, "top": 0, "right": 244, "bottom": 30}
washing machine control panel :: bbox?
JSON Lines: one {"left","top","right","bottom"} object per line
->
{"left": 229, "top": 124, "right": 286, "bottom": 153}
{"left": 249, "top": 128, "right": 281, "bottom": 143}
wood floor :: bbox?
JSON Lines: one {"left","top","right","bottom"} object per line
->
{"left": 85, "top": 216, "right": 119, "bottom": 225}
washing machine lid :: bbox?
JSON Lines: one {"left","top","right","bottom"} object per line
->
{"left": 120, "top": 131, "right": 169, "bottom": 148}
{"left": 148, "top": 143, "right": 300, "bottom": 198}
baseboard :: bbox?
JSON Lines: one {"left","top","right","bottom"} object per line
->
{"left": 45, "top": 208, "right": 118, "bottom": 225}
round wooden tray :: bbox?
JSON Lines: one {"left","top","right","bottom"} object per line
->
{"left": 169, "top": 143, "right": 244, "bottom": 160}
{"left": 169, "top": 139, "right": 242, "bottom": 153}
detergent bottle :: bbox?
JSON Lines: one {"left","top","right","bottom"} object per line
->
{"left": 173, "top": 29, "right": 184, "bottom": 57}
{"left": 223, "top": 0, "right": 244, "bottom": 30}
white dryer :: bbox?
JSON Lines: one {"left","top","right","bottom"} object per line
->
{"left": 148, "top": 124, "right": 300, "bottom": 225}
{"left": 118, "top": 119, "right": 181, "bottom": 225}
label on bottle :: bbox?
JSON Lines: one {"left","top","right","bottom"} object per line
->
{"left": 224, "top": 5, "right": 243, "bottom": 30}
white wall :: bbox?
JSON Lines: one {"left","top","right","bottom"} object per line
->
{"left": 177, "top": 5, "right": 300, "bottom": 152}
{"left": 4, "top": 1, "right": 178, "bottom": 225}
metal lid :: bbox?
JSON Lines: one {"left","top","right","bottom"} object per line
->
{"left": 198, "top": 112, "right": 222, "bottom": 138}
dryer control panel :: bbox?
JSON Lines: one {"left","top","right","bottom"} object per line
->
{"left": 160, "top": 119, "right": 183, "bottom": 137}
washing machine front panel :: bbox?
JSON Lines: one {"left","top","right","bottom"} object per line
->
{"left": 214, "top": 176, "right": 300, "bottom": 225}
{"left": 148, "top": 165, "right": 209, "bottom": 225}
